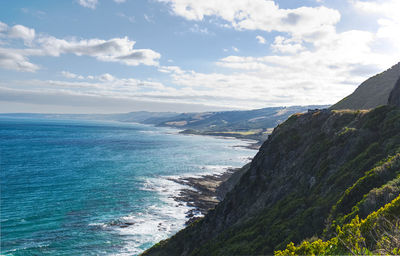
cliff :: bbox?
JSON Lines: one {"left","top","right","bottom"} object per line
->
{"left": 143, "top": 105, "right": 400, "bottom": 255}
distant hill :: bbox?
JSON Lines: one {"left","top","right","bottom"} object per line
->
{"left": 331, "top": 62, "right": 400, "bottom": 110}
{"left": 150, "top": 105, "right": 328, "bottom": 144}
{"left": 1, "top": 105, "right": 328, "bottom": 145}
{"left": 153, "top": 106, "right": 324, "bottom": 131}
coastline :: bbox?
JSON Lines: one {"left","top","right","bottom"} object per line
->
{"left": 157, "top": 126, "right": 260, "bottom": 225}
{"left": 169, "top": 163, "right": 252, "bottom": 225}
{"left": 169, "top": 169, "right": 236, "bottom": 224}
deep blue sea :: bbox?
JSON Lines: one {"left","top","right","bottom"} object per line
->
{"left": 0, "top": 117, "right": 255, "bottom": 255}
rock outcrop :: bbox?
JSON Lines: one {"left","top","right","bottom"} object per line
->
{"left": 388, "top": 78, "right": 400, "bottom": 107}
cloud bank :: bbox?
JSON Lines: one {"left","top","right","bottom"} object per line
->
{"left": 0, "top": 22, "right": 161, "bottom": 72}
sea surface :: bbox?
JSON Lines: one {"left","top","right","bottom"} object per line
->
{"left": 0, "top": 117, "right": 255, "bottom": 255}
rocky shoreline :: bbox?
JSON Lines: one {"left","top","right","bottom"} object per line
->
{"left": 167, "top": 131, "right": 258, "bottom": 224}
{"left": 170, "top": 169, "right": 235, "bottom": 225}
{"left": 169, "top": 163, "right": 251, "bottom": 225}
{"left": 169, "top": 170, "right": 234, "bottom": 225}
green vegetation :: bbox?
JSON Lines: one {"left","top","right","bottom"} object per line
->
{"left": 328, "top": 154, "right": 400, "bottom": 229}
{"left": 275, "top": 195, "right": 400, "bottom": 255}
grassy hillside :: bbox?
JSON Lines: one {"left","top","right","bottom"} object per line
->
{"left": 143, "top": 105, "right": 400, "bottom": 256}
{"left": 331, "top": 62, "right": 400, "bottom": 110}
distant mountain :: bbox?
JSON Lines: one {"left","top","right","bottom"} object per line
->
{"left": 331, "top": 62, "right": 400, "bottom": 110}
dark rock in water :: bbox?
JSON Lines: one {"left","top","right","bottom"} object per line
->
{"left": 108, "top": 220, "right": 135, "bottom": 228}
{"left": 388, "top": 77, "right": 400, "bottom": 107}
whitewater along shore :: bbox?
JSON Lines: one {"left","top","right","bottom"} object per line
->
{"left": 169, "top": 163, "right": 251, "bottom": 225}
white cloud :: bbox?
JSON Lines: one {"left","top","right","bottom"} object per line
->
{"left": 37, "top": 36, "right": 161, "bottom": 66}
{"left": 210, "top": 30, "right": 395, "bottom": 106}
{"left": 98, "top": 73, "right": 115, "bottom": 82}
{"left": 256, "top": 35, "right": 266, "bottom": 44}
{"left": 352, "top": 0, "right": 399, "bottom": 18}
{"left": 158, "top": 0, "right": 340, "bottom": 43}
{"left": 78, "top": 0, "right": 98, "bottom": 9}
{"left": 0, "top": 21, "right": 8, "bottom": 33}
{"left": 114, "top": 0, "right": 126, "bottom": 3}
{"left": 152, "top": 0, "right": 399, "bottom": 109}
{"left": 150, "top": 28, "right": 396, "bottom": 108}
{"left": 189, "top": 24, "right": 210, "bottom": 34}
{"left": 0, "top": 22, "right": 161, "bottom": 72}
{"left": 232, "top": 46, "right": 239, "bottom": 52}
{"left": 352, "top": 0, "right": 400, "bottom": 55}
{"left": 0, "top": 48, "right": 39, "bottom": 72}
{"left": 0, "top": 24, "right": 35, "bottom": 45}
{"left": 158, "top": 65, "right": 184, "bottom": 74}
{"left": 61, "top": 71, "right": 84, "bottom": 79}
{"left": 271, "top": 36, "right": 304, "bottom": 54}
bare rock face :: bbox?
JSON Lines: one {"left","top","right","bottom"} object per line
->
{"left": 388, "top": 78, "right": 400, "bottom": 107}
{"left": 331, "top": 62, "right": 400, "bottom": 110}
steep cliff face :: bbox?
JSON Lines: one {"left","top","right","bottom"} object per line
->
{"left": 331, "top": 63, "right": 400, "bottom": 110}
{"left": 143, "top": 105, "right": 400, "bottom": 256}
{"left": 388, "top": 78, "right": 400, "bottom": 107}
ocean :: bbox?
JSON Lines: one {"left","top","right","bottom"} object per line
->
{"left": 0, "top": 117, "right": 255, "bottom": 255}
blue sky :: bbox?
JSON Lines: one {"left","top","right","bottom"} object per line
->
{"left": 0, "top": 0, "right": 399, "bottom": 113}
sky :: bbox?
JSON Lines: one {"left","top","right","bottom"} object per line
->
{"left": 0, "top": 0, "right": 399, "bottom": 113}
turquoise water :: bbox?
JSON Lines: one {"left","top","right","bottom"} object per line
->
{"left": 0, "top": 118, "right": 255, "bottom": 255}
